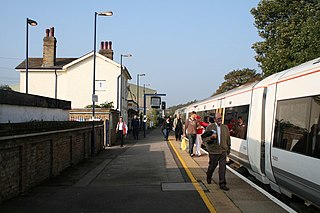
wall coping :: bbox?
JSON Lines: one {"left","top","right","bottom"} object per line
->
{"left": 0, "top": 89, "right": 71, "bottom": 110}
{"left": 0, "top": 124, "right": 103, "bottom": 141}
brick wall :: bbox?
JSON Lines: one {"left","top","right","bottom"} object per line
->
{"left": 0, "top": 125, "right": 103, "bottom": 203}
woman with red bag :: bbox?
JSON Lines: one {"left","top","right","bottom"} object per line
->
{"left": 116, "top": 116, "right": 128, "bottom": 147}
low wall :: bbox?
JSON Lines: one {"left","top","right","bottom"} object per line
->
{"left": 70, "top": 109, "right": 119, "bottom": 146}
{"left": 0, "top": 89, "right": 71, "bottom": 123}
{"left": 0, "top": 124, "right": 103, "bottom": 203}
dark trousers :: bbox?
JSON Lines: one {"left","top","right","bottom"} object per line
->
{"left": 187, "top": 134, "right": 196, "bottom": 155}
{"left": 117, "top": 130, "right": 124, "bottom": 146}
{"left": 207, "top": 152, "right": 227, "bottom": 186}
{"left": 163, "top": 128, "right": 170, "bottom": 140}
{"left": 175, "top": 130, "right": 182, "bottom": 141}
{"left": 133, "top": 128, "right": 139, "bottom": 140}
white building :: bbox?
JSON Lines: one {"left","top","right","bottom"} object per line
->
{"left": 16, "top": 27, "right": 132, "bottom": 122}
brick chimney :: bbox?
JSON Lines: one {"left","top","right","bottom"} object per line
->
{"left": 42, "top": 27, "right": 57, "bottom": 67}
{"left": 98, "top": 41, "right": 114, "bottom": 60}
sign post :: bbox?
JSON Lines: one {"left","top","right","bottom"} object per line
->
{"left": 143, "top": 93, "right": 166, "bottom": 138}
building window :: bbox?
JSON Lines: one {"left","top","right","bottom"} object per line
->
{"left": 224, "top": 105, "right": 249, "bottom": 139}
{"left": 95, "top": 80, "right": 106, "bottom": 91}
{"left": 273, "top": 96, "right": 320, "bottom": 159}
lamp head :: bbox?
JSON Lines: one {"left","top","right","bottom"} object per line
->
{"left": 27, "top": 18, "right": 37, "bottom": 26}
{"left": 121, "top": 54, "right": 132, "bottom": 58}
{"left": 98, "top": 11, "right": 113, "bottom": 16}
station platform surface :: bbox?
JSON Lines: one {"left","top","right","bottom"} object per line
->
{"left": 0, "top": 128, "right": 289, "bottom": 213}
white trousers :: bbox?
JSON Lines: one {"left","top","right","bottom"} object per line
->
{"left": 195, "top": 134, "right": 202, "bottom": 155}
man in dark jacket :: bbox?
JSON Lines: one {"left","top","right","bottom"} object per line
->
{"left": 132, "top": 115, "right": 140, "bottom": 140}
{"left": 202, "top": 113, "right": 231, "bottom": 191}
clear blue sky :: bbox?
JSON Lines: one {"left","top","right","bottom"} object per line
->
{"left": 0, "top": 0, "right": 261, "bottom": 107}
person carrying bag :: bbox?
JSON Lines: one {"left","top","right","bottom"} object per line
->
{"left": 116, "top": 116, "right": 127, "bottom": 147}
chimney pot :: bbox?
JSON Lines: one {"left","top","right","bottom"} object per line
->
{"left": 100, "top": 42, "right": 104, "bottom": 50}
{"left": 45, "top": 29, "right": 50, "bottom": 37}
{"left": 108, "top": 41, "right": 112, "bottom": 50}
{"left": 50, "top": 27, "right": 55, "bottom": 37}
{"left": 103, "top": 41, "right": 107, "bottom": 50}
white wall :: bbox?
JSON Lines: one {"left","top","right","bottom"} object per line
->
{"left": 0, "top": 104, "right": 69, "bottom": 123}
{"left": 19, "top": 54, "right": 124, "bottom": 110}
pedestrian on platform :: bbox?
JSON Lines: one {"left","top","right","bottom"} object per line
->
{"left": 202, "top": 113, "right": 231, "bottom": 191}
{"left": 173, "top": 114, "right": 183, "bottom": 141}
{"left": 183, "top": 111, "right": 199, "bottom": 157}
{"left": 195, "top": 115, "right": 208, "bottom": 157}
{"left": 132, "top": 115, "right": 140, "bottom": 140}
{"left": 116, "top": 117, "right": 127, "bottom": 147}
{"left": 162, "top": 116, "right": 171, "bottom": 141}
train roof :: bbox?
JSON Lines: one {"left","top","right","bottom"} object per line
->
{"left": 256, "top": 56, "right": 320, "bottom": 87}
{"left": 176, "top": 56, "right": 320, "bottom": 113}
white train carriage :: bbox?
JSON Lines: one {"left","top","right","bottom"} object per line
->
{"left": 176, "top": 57, "right": 320, "bottom": 207}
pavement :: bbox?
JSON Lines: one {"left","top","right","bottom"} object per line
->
{"left": 0, "top": 128, "right": 288, "bottom": 213}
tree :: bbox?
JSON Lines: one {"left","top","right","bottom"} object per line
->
{"left": 251, "top": 0, "right": 320, "bottom": 77}
{"left": 0, "top": 84, "right": 12, "bottom": 91}
{"left": 214, "top": 68, "right": 260, "bottom": 95}
{"left": 85, "top": 101, "right": 114, "bottom": 109}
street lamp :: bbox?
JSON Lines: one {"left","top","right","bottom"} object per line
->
{"left": 92, "top": 11, "right": 112, "bottom": 156}
{"left": 25, "top": 18, "right": 37, "bottom": 94}
{"left": 136, "top": 73, "right": 145, "bottom": 113}
{"left": 120, "top": 54, "right": 132, "bottom": 116}
{"left": 143, "top": 83, "right": 150, "bottom": 138}
{"left": 92, "top": 11, "right": 113, "bottom": 119}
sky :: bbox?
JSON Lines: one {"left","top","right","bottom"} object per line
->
{"left": 0, "top": 0, "right": 261, "bottom": 107}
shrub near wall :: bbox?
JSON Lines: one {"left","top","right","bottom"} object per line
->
{"left": 0, "top": 122, "right": 103, "bottom": 203}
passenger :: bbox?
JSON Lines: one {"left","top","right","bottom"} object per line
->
{"left": 233, "top": 116, "right": 247, "bottom": 139}
{"left": 173, "top": 114, "right": 183, "bottom": 141}
{"left": 183, "top": 111, "right": 200, "bottom": 157}
{"left": 292, "top": 123, "right": 320, "bottom": 158}
{"left": 131, "top": 115, "right": 140, "bottom": 140}
{"left": 202, "top": 113, "right": 231, "bottom": 191}
{"left": 201, "top": 116, "right": 215, "bottom": 151}
{"left": 116, "top": 116, "right": 128, "bottom": 147}
{"left": 195, "top": 115, "right": 208, "bottom": 157}
{"left": 162, "top": 116, "right": 171, "bottom": 141}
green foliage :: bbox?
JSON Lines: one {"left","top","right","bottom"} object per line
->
{"left": 251, "top": 0, "right": 320, "bottom": 76}
{"left": 0, "top": 84, "right": 13, "bottom": 91}
{"left": 85, "top": 101, "right": 114, "bottom": 109}
{"left": 214, "top": 68, "right": 261, "bottom": 95}
{"left": 99, "top": 101, "right": 114, "bottom": 109}
{"left": 166, "top": 100, "right": 198, "bottom": 115}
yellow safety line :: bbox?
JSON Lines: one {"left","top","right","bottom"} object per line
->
{"left": 168, "top": 139, "right": 217, "bottom": 213}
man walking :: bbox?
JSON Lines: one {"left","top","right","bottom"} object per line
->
{"left": 202, "top": 113, "right": 231, "bottom": 191}
{"left": 183, "top": 111, "right": 199, "bottom": 157}
{"left": 132, "top": 115, "right": 140, "bottom": 140}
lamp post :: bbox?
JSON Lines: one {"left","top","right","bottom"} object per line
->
{"left": 143, "top": 83, "right": 150, "bottom": 137}
{"left": 119, "top": 54, "right": 132, "bottom": 116}
{"left": 136, "top": 73, "right": 145, "bottom": 114}
{"left": 92, "top": 11, "right": 113, "bottom": 119}
{"left": 92, "top": 11, "right": 112, "bottom": 156}
{"left": 25, "top": 18, "right": 37, "bottom": 94}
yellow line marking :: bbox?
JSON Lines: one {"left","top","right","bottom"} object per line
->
{"left": 168, "top": 139, "right": 217, "bottom": 213}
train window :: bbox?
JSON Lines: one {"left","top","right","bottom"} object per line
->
{"left": 273, "top": 96, "right": 320, "bottom": 159}
{"left": 196, "top": 110, "right": 216, "bottom": 123}
{"left": 224, "top": 105, "right": 249, "bottom": 139}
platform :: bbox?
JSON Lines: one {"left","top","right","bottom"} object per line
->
{"left": 0, "top": 128, "right": 291, "bottom": 213}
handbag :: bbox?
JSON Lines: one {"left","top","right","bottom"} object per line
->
{"left": 123, "top": 123, "right": 127, "bottom": 135}
{"left": 181, "top": 137, "right": 188, "bottom": 151}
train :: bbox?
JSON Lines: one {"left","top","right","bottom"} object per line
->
{"left": 175, "top": 57, "right": 320, "bottom": 208}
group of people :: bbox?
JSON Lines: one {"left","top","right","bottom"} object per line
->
{"left": 183, "top": 111, "right": 235, "bottom": 191}
{"left": 161, "top": 114, "right": 184, "bottom": 141}
{"left": 116, "top": 111, "right": 247, "bottom": 191}
{"left": 115, "top": 115, "right": 141, "bottom": 147}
